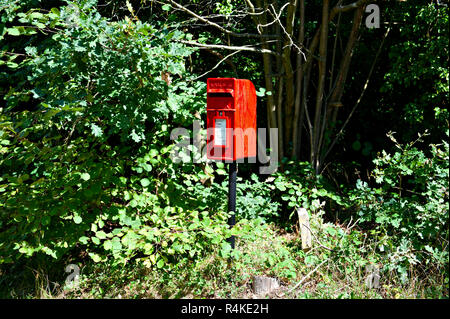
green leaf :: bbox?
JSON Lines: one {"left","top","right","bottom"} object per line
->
{"left": 162, "top": 4, "right": 171, "bottom": 11}
{"left": 216, "top": 162, "right": 224, "bottom": 169}
{"left": 30, "top": 12, "right": 44, "bottom": 19}
{"left": 89, "top": 253, "right": 102, "bottom": 263}
{"left": 7, "top": 28, "right": 21, "bottom": 36}
{"left": 104, "top": 240, "right": 112, "bottom": 250}
{"left": 74, "top": 215, "right": 82, "bottom": 224}
{"left": 352, "top": 140, "right": 361, "bottom": 151}
{"left": 90, "top": 123, "right": 103, "bottom": 137}
{"left": 41, "top": 215, "right": 51, "bottom": 225}
{"left": 149, "top": 149, "right": 159, "bottom": 157}
{"left": 216, "top": 168, "right": 227, "bottom": 175}
{"left": 50, "top": 8, "right": 60, "bottom": 16}
{"left": 80, "top": 173, "right": 90, "bottom": 181}
{"left": 256, "top": 87, "right": 266, "bottom": 97}
{"left": 111, "top": 238, "right": 122, "bottom": 251}
{"left": 96, "top": 231, "right": 107, "bottom": 240}
{"left": 142, "top": 163, "right": 152, "bottom": 172}
{"left": 140, "top": 178, "right": 150, "bottom": 187}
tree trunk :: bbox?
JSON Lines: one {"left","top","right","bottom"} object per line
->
{"left": 292, "top": 0, "right": 305, "bottom": 158}
{"left": 311, "top": 0, "right": 330, "bottom": 174}
{"left": 328, "top": 5, "right": 365, "bottom": 125}
{"left": 282, "top": 0, "right": 298, "bottom": 153}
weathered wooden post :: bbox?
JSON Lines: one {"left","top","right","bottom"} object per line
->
{"left": 297, "top": 207, "right": 312, "bottom": 250}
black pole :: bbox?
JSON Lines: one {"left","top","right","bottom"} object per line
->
{"left": 227, "top": 161, "right": 237, "bottom": 249}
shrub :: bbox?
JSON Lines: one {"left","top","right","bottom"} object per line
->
{"left": 349, "top": 131, "right": 449, "bottom": 283}
{"left": 0, "top": 1, "right": 229, "bottom": 271}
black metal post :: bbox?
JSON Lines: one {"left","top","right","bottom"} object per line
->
{"left": 227, "top": 161, "right": 237, "bottom": 249}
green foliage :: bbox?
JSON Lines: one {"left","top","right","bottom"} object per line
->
{"left": 381, "top": 3, "right": 449, "bottom": 140}
{"left": 349, "top": 131, "right": 449, "bottom": 283}
{"left": 0, "top": 1, "right": 222, "bottom": 269}
{"left": 0, "top": 0, "right": 448, "bottom": 300}
{"left": 235, "top": 174, "right": 280, "bottom": 220}
{"left": 272, "top": 161, "right": 345, "bottom": 220}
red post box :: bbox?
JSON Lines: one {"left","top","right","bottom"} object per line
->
{"left": 206, "top": 78, "right": 257, "bottom": 161}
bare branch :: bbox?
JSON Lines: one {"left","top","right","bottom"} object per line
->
{"left": 319, "top": 5, "right": 365, "bottom": 154}
{"left": 244, "top": 0, "right": 256, "bottom": 13}
{"left": 312, "top": 0, "right": 330, "bottom": 173}
{"left": 305, "top": 0, "right": 368, "bottom": 66}
{"left": 292, "top": 0, "right": 305, "bottom": 158}
{"left": 178, "top": 40, "right": 279, "bottom": 55}
{"left": 189, "top": 50, "right": 241, "bottom": 81}
{"left": 266, "top": 2, "right": 305, "bottom": 58}
{"left": 278, "top": 258, "right": 329, "bottom": 297}
{"left": 257, "top": 2, "right": 290, "bottom": 32}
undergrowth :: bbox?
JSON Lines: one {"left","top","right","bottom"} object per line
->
{"left": 3, "top": 217, "right": 446, "bottom": 299}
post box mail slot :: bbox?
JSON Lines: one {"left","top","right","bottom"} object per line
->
{"left": 206, "top": 78, "right": 257, "bottom": 161}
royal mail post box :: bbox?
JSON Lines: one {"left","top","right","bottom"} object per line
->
{"left": 206, "top": 78, "right": 257, "bottom": 161}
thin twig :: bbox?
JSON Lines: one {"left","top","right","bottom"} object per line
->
{"left": 177, "top": 40, "right": 279, "bottom": 56}
{"left": 302, "top": 223, "right": 334, "bottom": 251}
{"left": 189, "top": 50, "right": 242, "bottom": 81}
{"left": 266, "top": 3, "right": 306, "bottom": 60}
{"left": 279, "top": 258, "right": 329, "bottom": 297}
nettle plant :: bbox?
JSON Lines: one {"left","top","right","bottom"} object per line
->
{"left": 350, "top": 131, "right": 449, "bottom": 282}
{"left": 0, "top": 0, "right": 232, "bottom": 268}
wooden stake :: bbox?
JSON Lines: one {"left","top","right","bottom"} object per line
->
{"left": 252, "top": 276, "right": 280, "bottom": 295}
{"left": 297, "top": 207, "right": 312, "bottom": 250}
